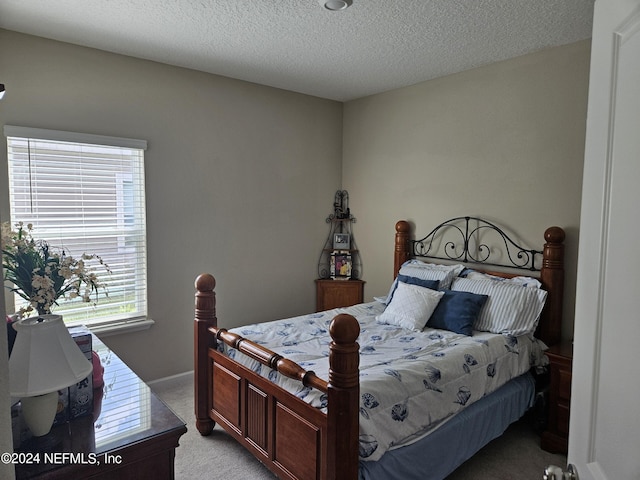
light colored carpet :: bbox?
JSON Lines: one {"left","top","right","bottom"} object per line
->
{"left": 152, "top": 372, "right": 567, "bottom": 480}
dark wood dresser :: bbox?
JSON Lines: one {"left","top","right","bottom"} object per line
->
{"left": 13, "top": 336, "right": 187, "bottom": 479}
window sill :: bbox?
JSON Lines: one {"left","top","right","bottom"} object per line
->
{"left": 87, "top": 318, "right": 155, "bottom": 337}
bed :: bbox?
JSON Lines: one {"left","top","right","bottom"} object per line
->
{"left": 193, "top": 216, "right": 565, "bottom": 480}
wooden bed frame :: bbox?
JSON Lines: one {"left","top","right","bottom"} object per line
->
{"left": 194, "top": 217, "right": 565, "bottom": 480}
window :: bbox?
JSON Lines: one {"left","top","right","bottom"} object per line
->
{"left": 4, "top": 126, "right": 150, "bottom": 332}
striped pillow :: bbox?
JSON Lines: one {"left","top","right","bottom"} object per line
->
{"left": 451, "top": 277, "right": 547, "bottom": 335}
{"left": 381, "top": 261, "right": 464, "bottom": 305}
{"left": 385, "top": 275, "right": 440, "bottom": 305}
{"left": 399, "top": 261, "right": 465, "bottom": 290}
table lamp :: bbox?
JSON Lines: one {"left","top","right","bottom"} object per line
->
{"left": 9, "top": 314, "right": 93, "bottom": 436}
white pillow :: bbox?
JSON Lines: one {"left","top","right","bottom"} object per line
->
{"left": 451, "top": 277, "right": 547, "bottom": 335}
{"left": 381, "top": 261, "right": 465, "bottom": 304}
{"left": 376, "top": 282, "right": 444, "bottom": 332}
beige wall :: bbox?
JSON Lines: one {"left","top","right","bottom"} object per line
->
{"left": 0, "top": 29, "right": 343, "bottom": 380}
{"left": 343, "top": 40, "right": 591, "bottom": 340}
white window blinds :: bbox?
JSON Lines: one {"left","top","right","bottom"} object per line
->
{"left": 4, "top": 126, "right": 148, "bottom": 327}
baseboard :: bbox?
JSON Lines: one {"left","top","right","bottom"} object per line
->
{"left": 147, "top": 370, "right": 194, "bottom": 388}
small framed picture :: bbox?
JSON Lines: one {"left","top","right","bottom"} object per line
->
{"left": 331, "top": 252, "right": 352, "bottom": 279}
{"left": 333, "top": 233, "right": 350, "bottom": 250}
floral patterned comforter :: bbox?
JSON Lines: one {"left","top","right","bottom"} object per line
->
{"left": 220, "top": 301, "right": 546, "bottom": 462}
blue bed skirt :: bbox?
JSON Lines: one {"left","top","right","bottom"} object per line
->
{"left": 359, "top": 372, "right": 536, "bottom": 480}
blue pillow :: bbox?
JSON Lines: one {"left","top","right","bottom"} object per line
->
{"left": 427, "top": 290, "right": 489, "bottom": 336}
{"left": 398, "top": 274, "right": 440, "bottom": 290}
{"left": 386, "top": 275, "right": 440, "bottom": 305}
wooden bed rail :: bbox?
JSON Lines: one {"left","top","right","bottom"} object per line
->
{"left": 211, "top": 326, "right": 330, "bottom": 393}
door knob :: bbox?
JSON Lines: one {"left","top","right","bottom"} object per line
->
{"left": 543, "top": 464, "right": 578, "bottom": 480}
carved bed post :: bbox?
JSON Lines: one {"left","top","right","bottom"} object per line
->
{"left": 326, "top": 313, "right": 360, "bottom": 480}
{"left": 538, "top": 227, "right": 565, "bottom": 346}
{"left": 394, "top": 220, "right": 411, "bottom": 278}
{"left": 194, "top": 273, "right": 217, "bottom": 436}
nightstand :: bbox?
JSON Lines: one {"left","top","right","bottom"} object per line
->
{"left": 315, "top": 279, "right": 365, "bottom": 312}
{"left": 541, "top": 341, "right": 573, "bottom": 454}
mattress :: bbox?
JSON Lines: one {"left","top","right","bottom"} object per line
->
{"left": 358, "top": 372, "right": 536, "bottom": 480}
{"left": 221, "top": 301, "right": 546, "bottom": 461}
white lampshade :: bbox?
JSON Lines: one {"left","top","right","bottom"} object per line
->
{"left": 9, "top": 315, "right": 93, "bottom": 397}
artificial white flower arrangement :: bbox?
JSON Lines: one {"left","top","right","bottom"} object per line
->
{"left": 1, "top": 222, "right": 110, "bottom": 316}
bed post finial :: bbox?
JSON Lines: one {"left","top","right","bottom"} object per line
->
{"left": 327, "top": 313, "right": 360, "bottom": 480}
{"left": 394, "top": 220, "right": 411, "bottom": 278}
{"left": 194, "top": 273, "right": 217, "bottom": 436}
{"left": 195, "top": 272, "right": 216, "bottom": 292}
{"left": 539, "top": 227, "right": 565, "bottom": 346}
{"left": 544, "top": 227, "right": 565, "bottom": 253}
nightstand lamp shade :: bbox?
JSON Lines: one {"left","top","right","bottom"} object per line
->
{"left": 9, "top": 315, "right": 93, "bottom": 436}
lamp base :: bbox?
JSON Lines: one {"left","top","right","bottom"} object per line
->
{"left": 21, "top": 392, "right": 59, "bottom": 437}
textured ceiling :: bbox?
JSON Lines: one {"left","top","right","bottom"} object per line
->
{"left": 0, "top": 0, "right": 594, "bottom": 101}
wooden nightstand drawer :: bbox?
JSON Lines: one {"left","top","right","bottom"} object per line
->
{"left": 558, "top": 369, "right": 572, "bottom": 401}
{"left": 557, "top": 403, "right": 570, "bottom": 435}
{"left": 315, "top": 279, "right": 365, "bottom": 311}
{"left": 541, "top": 341, "right": 573, "bottom": 454}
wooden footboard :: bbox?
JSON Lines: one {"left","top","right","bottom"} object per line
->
{"left": 194, "top": 273, "right": 360, "bottom": 480}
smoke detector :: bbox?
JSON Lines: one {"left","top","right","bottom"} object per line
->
{"left": 320, "top": 0, "right": 352, "bottom": 11}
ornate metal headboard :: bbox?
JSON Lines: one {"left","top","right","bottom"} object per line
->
{"left": 407, "top": 216, "right": 542, "bottom": 272}
{"left": 393, "top": 216, "right": 566, "bottom": 346}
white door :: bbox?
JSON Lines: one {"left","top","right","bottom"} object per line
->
{"left": 569, "top": 0, "right": 640, "bottom": 479}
